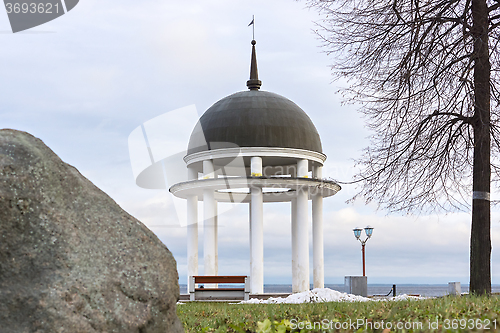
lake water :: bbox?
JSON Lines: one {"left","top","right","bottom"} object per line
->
{"left": 179, "top": 284, "right": 500, "bottom": 297}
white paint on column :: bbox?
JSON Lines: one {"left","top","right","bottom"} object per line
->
{"left": 203, "top": 189, "right": 216, "bottom": 277}
{"left": 186, "top": 196, "right": 198, "bottom": 286}
{"left": 188, "top": 166, "right": 198, "bottom": 181}
{"left": 312, "top": 165, "right": 324, "bottom": 289}
{"left": 296, "top": 159, "right": 309, "bottom": 292}
{"left": 203, "top": 160, "right": 216, "bottom": 282}
{"left": 250, "top": 156, "right": 264, "bottom": 294}
{"left": 313, "top": 164, "right": 323, "bottom": 180}
{"left": 297, "top": 159, "right": 308, "bottom": 178}
{"left": 214, "top": 200, "right": 218, "bottom": 276}
{"left": 296, "top": 189, "right": 309, "bottom": 292}
{"left": 203, "top": 160, "right": 215, "bottom": 179}
{"left": 187, "top": 166, "right": 198, "bottom": 288}
{"left": 291, "top": 198, "right": 299, "bottom": 293}
{"left": 249, "top": 200, "right": 252, "bottom": 282}
{"left": 251, "top": 156, "right": 263, "bottom": 177}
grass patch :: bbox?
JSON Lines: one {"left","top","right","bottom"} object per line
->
{"left": 177, "top": 295, "right": 500, "bottom": 332}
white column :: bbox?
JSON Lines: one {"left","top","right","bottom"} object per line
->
{"left": 203, "top": 160, "right": 217, "bottom": 280}
{"left": 250, "top": 156, "right": 264, "bottom": 294}
{"left": 203, "top": 159, "right": 215, "bottom": 179}
{"left": 251, "top": 156, "right": 263, "bottom": 176}
{"left": 214, "top": 200, "right": 218, "bottom": 276}
{"left": 187, "top": 167, "right": 199, "bottom": 289}
{"left": 249, "top": 200, "right": 252, "bottom": 282}
{"left": 297, "top": 159, "right": 309, "bottom": 178}
{"left": 291, "top": 198, "right": 299, "bottom": 292}
{"left": 312, "top": 165, "right": 324, "bottom": 289}
{"left": 296, "top": 159, "right": 310, "bottom": 292}
{"left": 313, "top": 165, "right": 323, "bottom": 180}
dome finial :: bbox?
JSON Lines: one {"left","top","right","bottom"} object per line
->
{"left": 247, "top": 39, "right": 262, "bottom": 90}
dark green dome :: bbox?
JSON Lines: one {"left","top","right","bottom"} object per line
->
{"left": 187, "top": 90, "right": 322, "bottom": 155}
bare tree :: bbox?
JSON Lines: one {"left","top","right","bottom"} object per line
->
{"left": 303, "top": 0, "right": 500, "bottom": 295}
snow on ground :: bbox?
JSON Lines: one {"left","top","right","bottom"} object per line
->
{"left": 390, "top": 294, "right": 427, "bottom": 301}
{"left": 240, "top": 288, "right": 426, "bottom": 304}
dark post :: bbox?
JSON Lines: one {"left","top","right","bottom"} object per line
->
{"left": 362, "top": 243, "right": 366, "bottom": 276}
{"left": 393, "top": 284, "right": 396, "bottom": 297}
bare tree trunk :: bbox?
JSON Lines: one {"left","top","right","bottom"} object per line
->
{"left": 470, "top": 0, "right": 491, "bottom": 296}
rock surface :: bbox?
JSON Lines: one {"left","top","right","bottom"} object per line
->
{"left": 0, "top": 129, "right": 183, "bottom": 333}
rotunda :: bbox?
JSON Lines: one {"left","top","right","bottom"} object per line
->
{"left": 169, "top": 40, "right": 341, "bottom": 294}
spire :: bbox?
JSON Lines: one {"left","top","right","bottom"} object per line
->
{"left": 247, "top": 40, "right": 262, "bottom": 90}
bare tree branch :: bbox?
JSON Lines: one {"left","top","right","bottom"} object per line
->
{"left": 302, "top": 0, "right": 499, "bottom": 295}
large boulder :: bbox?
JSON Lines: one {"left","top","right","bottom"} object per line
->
{"left": 0, "top": 129, "right": 183, "bottom": 333}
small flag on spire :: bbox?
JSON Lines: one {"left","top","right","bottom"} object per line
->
{"left": 249, "top": 15, "right": 255, "bottom": 40}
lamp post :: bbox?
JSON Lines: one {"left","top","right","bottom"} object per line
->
{"left": 353, "top": 226, "right": 374, "bottom": 276}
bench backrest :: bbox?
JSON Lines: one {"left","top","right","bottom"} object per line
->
{"left": 193, "top": 275, "right": 247, "bottom": 284}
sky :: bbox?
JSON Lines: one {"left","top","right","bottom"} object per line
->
{"left": 0, "top": 0, "right": 499, "bottom": 286}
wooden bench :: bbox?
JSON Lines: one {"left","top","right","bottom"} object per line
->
{"left": 189, "top": 276, "right": 250, "bottom": 301}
